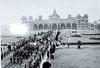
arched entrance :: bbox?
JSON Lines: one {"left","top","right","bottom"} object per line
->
{"left": 44, "top": 24, "right": 48, "bottom": 30}
{"left": 52, "top": 23, "right": 57, "bottom": 30}
{"left": 72, "top": 23, "right": 77, "bottom": 29}
{"left": 39, "top": 24, "right": 43, "bottom": 30}
{"left": 61, "top": 23, "right": 65, "bottom": 29}
{"left": 33, "top": 24, "right": 38, "bottom": 30}
{"left": 66, "top": 23, "right": 71, "bottom": 29}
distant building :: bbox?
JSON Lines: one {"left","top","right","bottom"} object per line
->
{"left": 21, "top": 9, "right": 97, "bottom": 35}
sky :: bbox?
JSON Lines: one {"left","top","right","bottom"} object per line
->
{"left": 0, "top": 0, "right": 100, "bottom": 27}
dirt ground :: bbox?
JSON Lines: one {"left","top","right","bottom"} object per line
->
{"left": 50, "top": 45, "right": 100, "bottom": 68}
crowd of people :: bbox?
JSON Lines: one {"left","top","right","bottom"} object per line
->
{"left": 1, "top": 31, "right": 59, "bottom": 68}
{"left": 1, "top": 31, "right": 83, "bottom": 68}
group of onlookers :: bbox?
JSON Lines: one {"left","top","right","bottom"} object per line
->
{"left": 6, "top": 31, "right": 55, "bottom": 68}
{"left": 1, "top": 31, "right": 62, "bottom": 68}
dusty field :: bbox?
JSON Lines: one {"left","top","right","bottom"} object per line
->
{"left": 51, "top": 45, "right": 100, "bottom": 68}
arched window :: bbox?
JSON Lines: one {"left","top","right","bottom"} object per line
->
{"left": 52, "top": 23, "right": 57, "bottom": 30}
{"left": 82, "top": 23, "right": 84, "bottom": 25}
{"left": 61, "top": 23, "right": 65, "bottom": 29}
{"left": 66, "top": 23, "right": 71, "bottom": 29}
{"left": 44, "top": 24, "right": 48, "bottom": 30}
{"left": 39, "top": 24, "right": 43, "bottom": 30}
{"left": 72, "top": 23, "right": 77, "bottom": 29}
{"left": 33, "top": 24, "right": 38, "bottom": 30}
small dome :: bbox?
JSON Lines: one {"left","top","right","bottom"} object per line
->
{"left": 68, "top": 14, "right": 72, "bottom": 18}
{"left": 29, "top": 16, "right": 33, "bottom": 20}
{"left": 83, "top": 14, "right": 88, "bottom": 18}
{"left": 21, "top": 16, "right": 27, "bottom": 20}
{"left": 77, "top": 14, "right": 81, "bottom": 19}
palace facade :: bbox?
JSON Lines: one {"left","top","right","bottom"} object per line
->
{"left": 21, "top": 10, "right": 96, "bottom": 35}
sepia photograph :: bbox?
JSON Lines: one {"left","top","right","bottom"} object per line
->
{"left": 1, "top": 0, "right": 100, "bottom": 68}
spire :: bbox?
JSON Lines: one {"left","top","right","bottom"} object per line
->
{"left": 38, "top": 15, "right": 43, "bottom": 20}
{"left": 52, "top": 9, "right": 57, "bottom": 16}
{"left": 49, "top": 9, "right": 60, "bottom": 20}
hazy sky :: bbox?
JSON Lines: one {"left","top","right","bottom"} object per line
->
{"left": 0, "top": 0, "right": 100, "bottom": 26}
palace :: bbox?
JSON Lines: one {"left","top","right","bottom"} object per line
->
{"left": 21, "top": 10, "right": 97, "bottom": 35}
